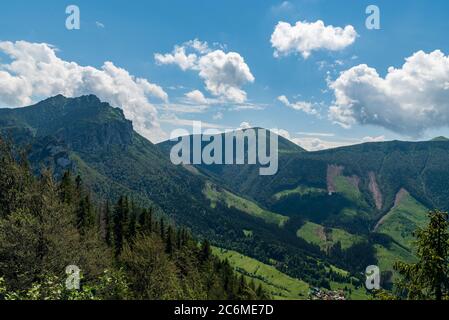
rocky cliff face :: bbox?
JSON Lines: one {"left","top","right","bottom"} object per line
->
{"left": 54, "top": 115, "right": 134, "bottom": 152}
{"left": 0, "top": 95, "right": 135, "bottom": 153}
{"left": 28, "top": 136, "right": 75, "bottom": 178}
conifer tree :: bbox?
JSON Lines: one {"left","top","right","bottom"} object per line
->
{"left": 101, "top": 201, "right": 112, "bottom": 246}
{"left": 394, "top": 210, "right": 449, "bottom": 300}
{"left": 160, "top": 218, "right": 165, "bottom": 239}
{"left": 166, "top": 225, "right": 174, "bottom": 254}
{"left": 200, "top": 239, "right": 212, "bottom": 263}
{"left": 0, "top": 136, "right": 271, "bottom": 300}
{"left": 0, "top": 138, "right": 31, "bottom": 218}
{"left": 128, "top": 201, "right": 137, "bottom": 240}
{"left": 59, "top": 171, "right": 76, "bottom": 204}
{"left": 75, "top": 175, "right": 82, "bottom": 191}
{"left": 113, "top": 196, "right": 126, "bottom": 256}
{"left": 76, "top": 194, "right": 94, "bottom": 235}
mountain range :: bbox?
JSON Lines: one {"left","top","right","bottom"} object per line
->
{"left": 2, "top": 95, "right": 448, "bottom": 298}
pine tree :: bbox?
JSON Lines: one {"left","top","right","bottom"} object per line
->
{"left": 59, "top": 171, "right": 76, "bottom": 204}
{"left": 75, "top": 175, "right": 82, "bottom": 191}
{"left": 0, "top": 138, "right": 31, "bottom": 218}
{"left": 147, "top": 208, "right": 154, "bottom": 233}
{"left": 128, "top": 201, "right": 137, "bottom": 240}
{"left": 0, "top": 137, "right": 272, "bottom": 300}
{"left": 76, "top": 194, "right": 94, "bottom": 235}
{"left": 160, "top": 218, "right": 165, "bottom": 239}
{"left": 138, "top": 208, "right": 147, "bottom": 233}
{"left": 176, "top": 229, "right": 183, "bottom": 250}
{"left": 101, "top": 201, "right": 112, "bottom": 246}
{"left": 166, "top": 225, "right": 174, "bottom": 254}
{"left": 200, "top": 240, "right": 212, "bottom": 263}
{"left": 138, "top": 208, "right": 154, "bottom": 234}
{"left": 113, "top": 196, "right": 126, "bottom": 256}
{"left": 394, "top": 210, "right": 449, "bottom": 300}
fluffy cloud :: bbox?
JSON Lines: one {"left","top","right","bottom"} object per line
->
{"left": 198, "top": 50, "right": 255, "bottom": 103}
{"left": 160, "top": 115, "right": 228, "bottom": 130}
{"left": 329, "top": 50, "right": 449, "bottom": 136}
{"left": 239, "top": 121, "right": 252, "bottom": 129}
{"left": 362, "top": 135, "right": 386, "bottom": 143}
{"left": 185, "top": 90, "right": 209, "bottom": 105}
{"left": 187, "top": 39, "right": 210, "bottom": 54}
{"left": 272, "top": 129, "right": 375, "bottom": 151}
{"left": 155, "top": 40, "right": 254, "bottom": 103}
{"left": 271, "top": 20, "right": 357, "bottom": 59}
{"left": 272, "top": 129, "right": 329, "bottom": 150}
{"left": 278, "top": 95, "right": 319, "bottom": 115}
{"left": 299, "top": 138, "right": 333, "bottom": 151}
{"left": 155, "top": 45, "right": 199, "bottom": 71}
{"left": 0, "top": 41, "right": 167, "bottom": 142}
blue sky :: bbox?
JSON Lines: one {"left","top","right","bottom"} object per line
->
{"left": 1, "top": 0, "right": 449, "bottom": 149}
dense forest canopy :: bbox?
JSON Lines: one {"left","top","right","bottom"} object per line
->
{"left": 0, "top": 137, "right": 269, "bottom": 300}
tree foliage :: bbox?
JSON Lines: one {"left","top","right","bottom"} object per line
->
{"left": 393, "top": 210, "right": 449, "bottom": 300}
{"left": 0, "top": 137, "right": 269, "bottom": 300}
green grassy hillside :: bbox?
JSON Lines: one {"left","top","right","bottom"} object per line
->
{"left": 297, "top": 221, "right": 363, "bottom": 250}
{"left": 204, "top": 182, "right": 289, "bottom": 227}
{"left": 212, "top": 247, "right": 309, "bottom": 300}
{"left": 376, "top": 190, "right": 429, "bottom": 249}
{"left": 374, "top": 243, "right": 416, "bottom": 275}
{"left": 334, "top": 176, "right": 364, "bottom": 205}
{"left": 273, "top": 185, "right": 327, "bottom": 200}
{"left": 213, "top": 247, "right": 370, "bottom": 300}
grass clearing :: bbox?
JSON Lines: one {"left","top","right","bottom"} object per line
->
{"left": 204, "top": 183, "right": 289, "bottom": 227}
{"left": 273, "top": 185, "right": 327, "bottom": 200}
{"left": 376, "top": 193, "right": 428, "bottom": 249}
{"left": 334, "top": 176, "right": 364, "bottom": 205}
{"left": 297, "top": 221, "right": 363, "bottom": 250}
{"left": 212, "top": 247, "right": 309, "bottom": 300}
{"left": 375, "top": 243, "right": 416, "bottom": 275}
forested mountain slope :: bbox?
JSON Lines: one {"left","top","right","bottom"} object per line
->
{"left": 0, "top": 95, "right": 352, "bottom": 290}
{"left": 3, "top": 95, "right": 447, "bottom": 293}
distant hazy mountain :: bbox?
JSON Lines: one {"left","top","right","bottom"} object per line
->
{"left": 431, "top": 136, "right": 449, "bottom": 142}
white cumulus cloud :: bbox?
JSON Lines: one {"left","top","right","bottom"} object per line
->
{"left": 271, "top": 20, "right": 357, "bottom": 59}
{"left": 362, "top": 135, "right": 386, "bottom": 143}
{"left": 239, "top": 121, "right": 252, "bottom": 129}
{"left": 272, "top": 128, "right": 382, "bottom": 151}
{"left": 278, "top": 95, "right": 319, "bottom": 115}
{"left": 198, "top": 50, "right": 255, "bottom": 103}
{"left": 185, "top": 90, "right": 209, "bottom": 105}
{"left": 329, "top": 50, "right": 449, "bottom": 136}
{"left": 155, "top": 44, "right": 199, "bottom": 71}
{"left": 0, "top": 40, "right": 168, "bottom": 142}
{"left": 155, "top": 40, "right": 254, "bottom": 103}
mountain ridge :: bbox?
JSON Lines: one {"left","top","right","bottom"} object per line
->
{"left": 1, "top": 94, "right": 446, "bottom": 289}
{"left": 1, "top": 95, "right": 341, "bottom": 289}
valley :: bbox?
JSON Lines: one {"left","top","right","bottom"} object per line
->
{"left": 1, "top": 94, "right": 447, "bottom": 298}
